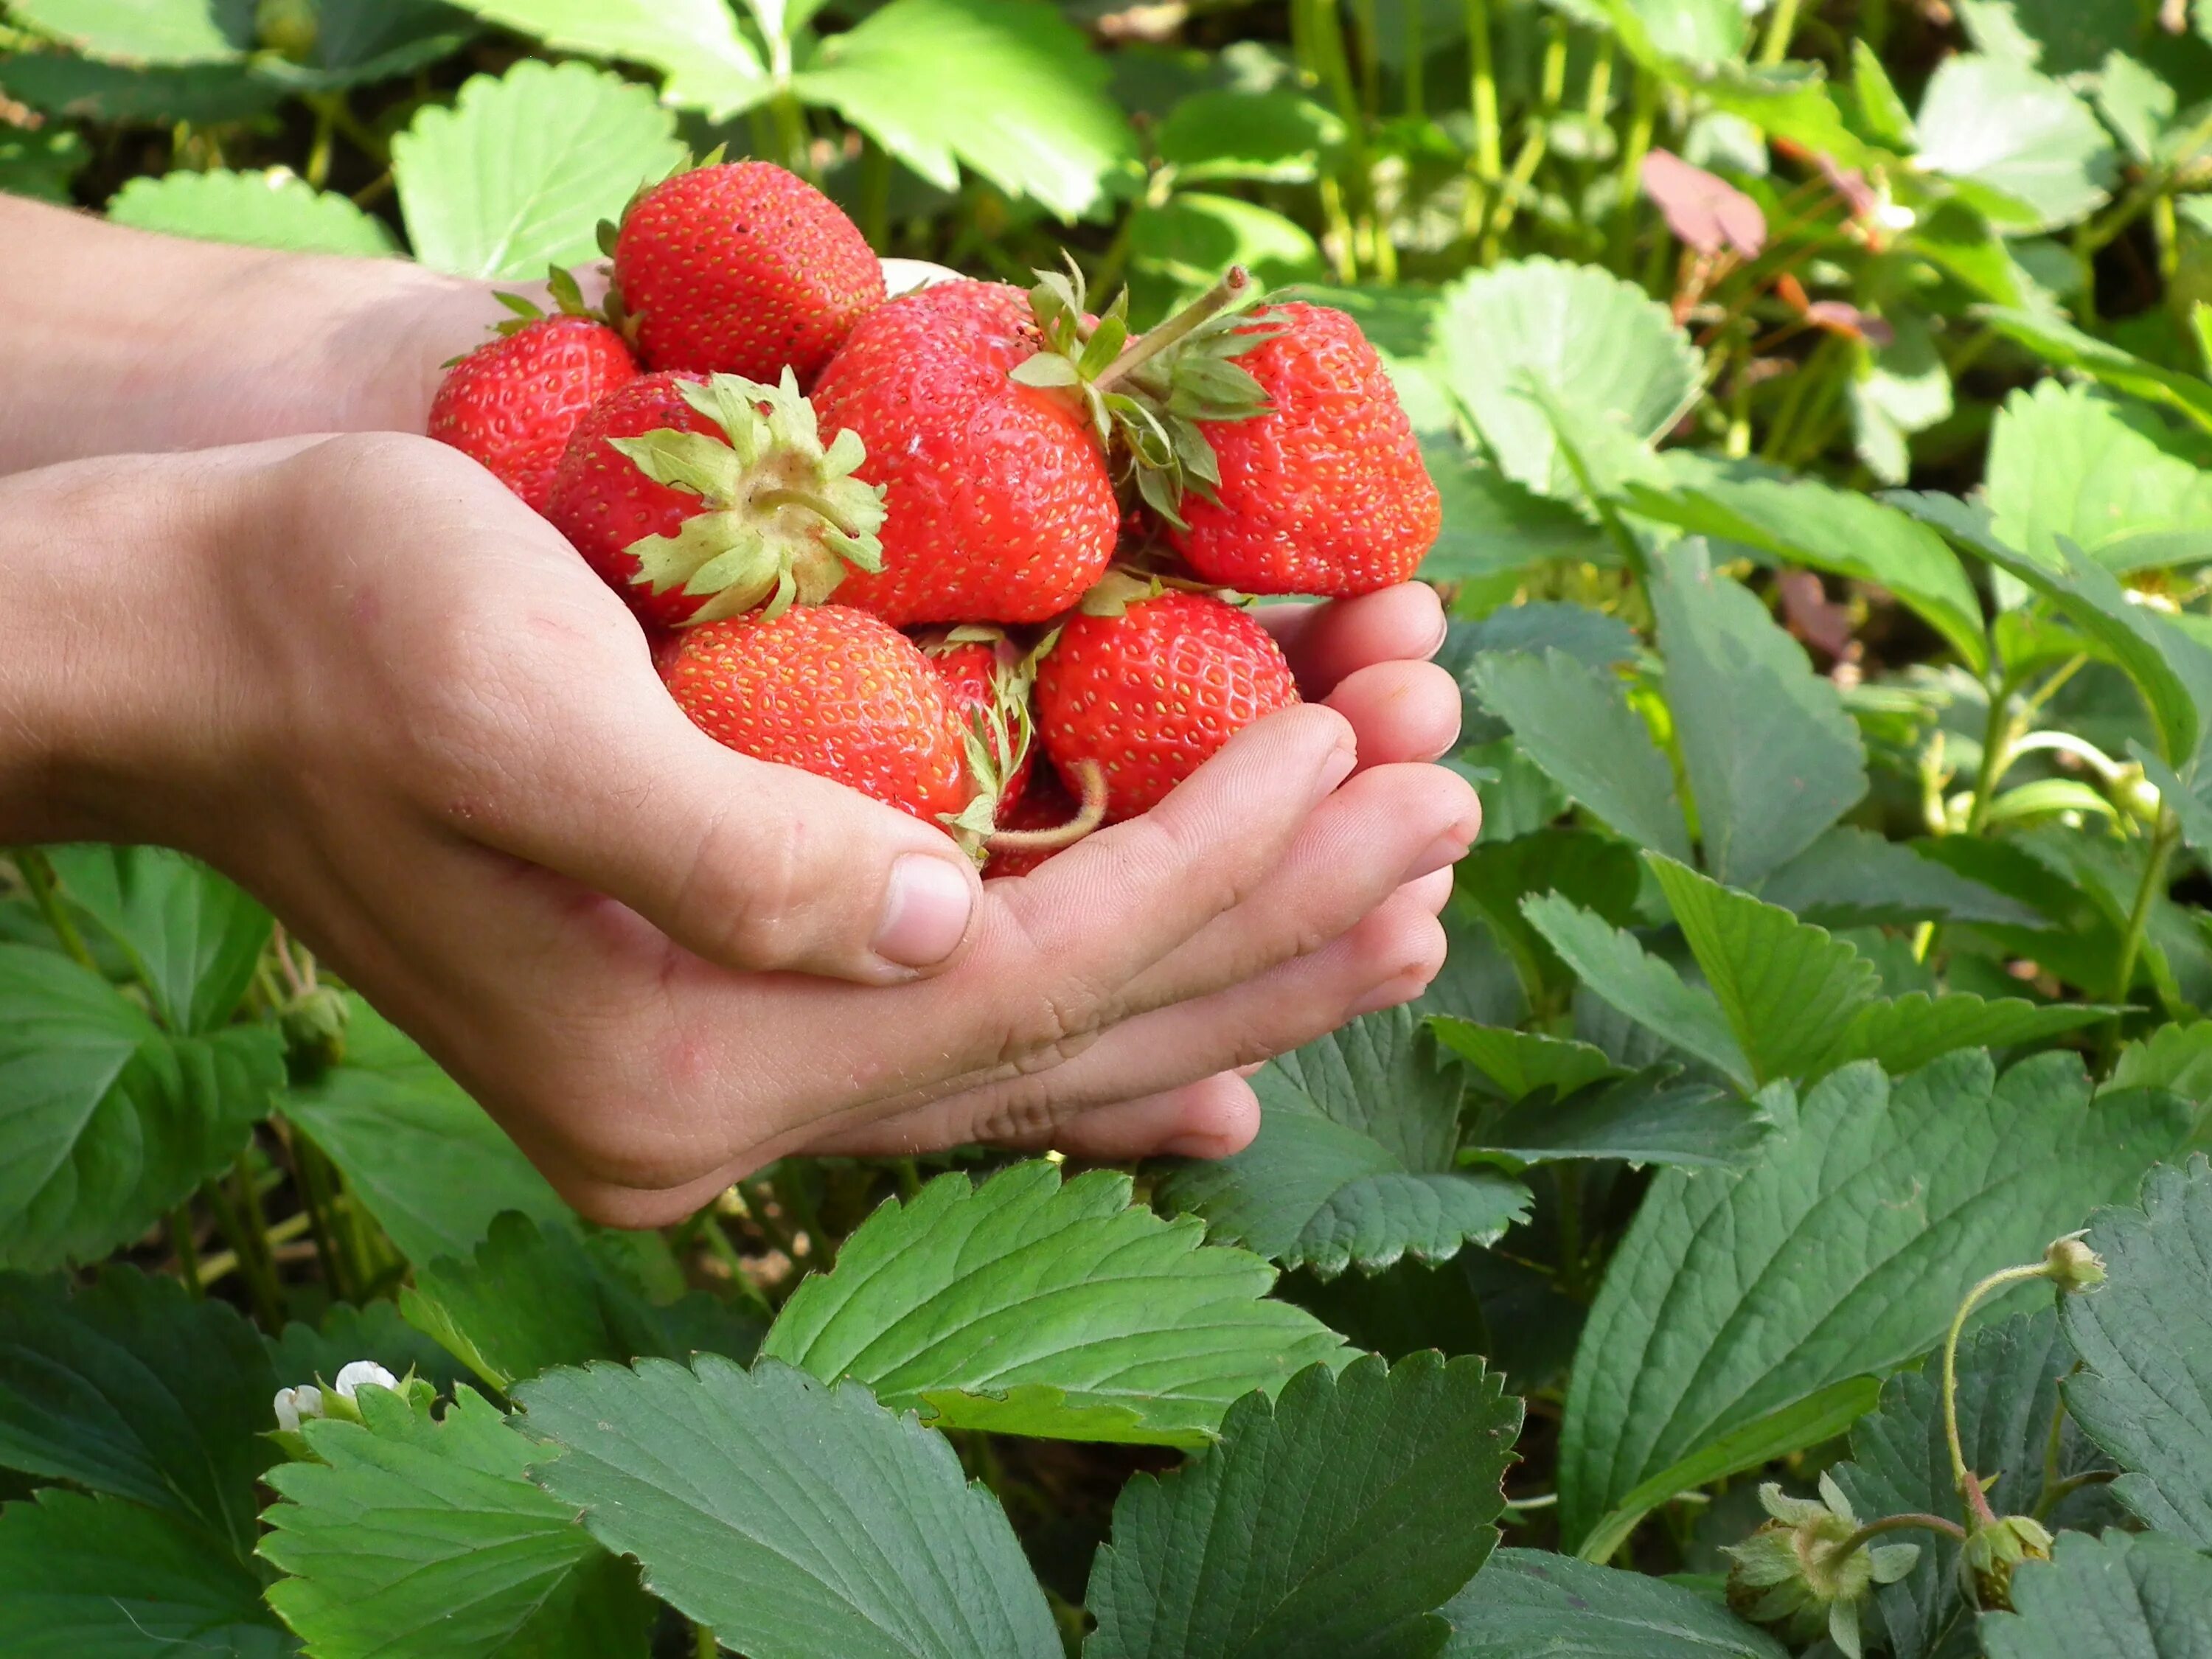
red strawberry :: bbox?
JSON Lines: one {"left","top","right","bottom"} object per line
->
{"left": 809, "top": 282, "right": 1119, "bottom": 625}
{"left": 428, "top": 314, "right": 638, "bottom": 512}
{"left": 1168, "top": 303, "right": 1440, "bottom": 595}
{"left": 918, "top": 627, "right": 1036, "bottom": 814}
{"left": 611, "top": 161, "right": 884, "bottom": 385}
{"left": 1036, "top": 589, "right": 1299, "bottom": 821}
{"left": 545, "top": 369, "right": 885, "bottom": 630}
{"left": 662, "top": 605, "right": 971, "bottom": 823}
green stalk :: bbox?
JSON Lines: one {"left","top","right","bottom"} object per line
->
{"left": 2110, "top": 808, "right": 2178, "bottom": 1009}
{"left": 1464, "top": 0, "right": 1501, "bottom": 189}
{"left": 693, "top": 1621, "right": 718, "bottom": 1658}
{"left": 1484, "top": 18, "right": 1568, "bottom": 258}
{"left": 694, "top": 1208, "right": 774, "bottom": 1322}
{"left": 1836, "top": 1512, "right": 1969, "bottom": 1556}
{"left": 170, "top": 1205, "right": 203, "bottom": 1298}
{"left": 1352, "top": 0, "right": 1382, "bottom": 121}
{"left": 1962, "top": 672, "right": 2022, "bottom": 838}
{"left": 1402, "top": 0, "right": 1425, "bottom": 119}
{"left": 859, "top": 137, "right": 892, "bottom": 253}
{"left": 290, "top": 1130, "right": 357, "bottom": 1306}
{"left": 1610, "top": 67, "right": 1660, "bottom": 272}
{"left": 1943, "top": 1263, "right": 2057, "bottom": 1523}
{"left": 10, "top": 850, "right": 97, "bottom": 973}
{"left": 201, "top": 1170, "right": 285, "bottom": 1330}
{"left": 1756, "top": 0, "right": 1803, "bottom": 66}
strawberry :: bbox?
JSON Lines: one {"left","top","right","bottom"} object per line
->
{"left": 918, "top": 627, "right": 1036, "bottom": 814}
{"left": 1036, "top": 588, "right": 1299, "bottom": 821}
{"left": 1167, "top": 303, "right": 1440, "bottom": 595}
{"left": 428, "top": 312, "right": 638, "bottom": 513}
{"left": 662, "top": 605, "right": 972, "bottom": 824}
{"left": 544, "top": 369, "right": 885, "bottom": 630}
{"left": 610, "top": 161, "right": 884, "bottom": 385}
{"left": 808, "top": 282, "right": 1119, "bottom": 625}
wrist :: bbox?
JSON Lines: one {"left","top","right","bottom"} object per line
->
{"left": 0, "top": 451, "right": 257, "bottom": 847}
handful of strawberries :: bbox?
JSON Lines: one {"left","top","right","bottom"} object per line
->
{"left": 429, "top": 158, "right": 1440, "bottom": 873}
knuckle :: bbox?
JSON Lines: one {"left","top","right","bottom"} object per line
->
{"left": 679, "top": 804, "right": 822, "bottom": 969}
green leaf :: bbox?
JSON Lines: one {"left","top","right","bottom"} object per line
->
{"left": 1649, "top": 541, "right": 1869, "bottom": 886}
{"left": 1987, "top": 380, "right": 2212, "bottom": 573}
{"left": 0, "top": 1489, "right": 292, "bottom": 1658}
{"left": 1913, "top": 55, "right": 2115, "bottom": 232}
{"left": 0, "top": 119, "right": 87, "bottom": 201}
{"left": 43, "top": 846, "right": 271, "bottom": 1033}
{"left": 0, "top": 52, "right": 279, "bottom": 123}
{"left": 1464, "top": 651, "right": 1692, "bottom": 860}
{"left": 1557, "top": 1049, "right": 2194, "bottom": 1554}
{"left": 1979, "top": 1530, "right": 2212, "bottom": 1658}
{"left": 1978, "top": 307, "right": 2212, "bottom": 434}
{"left": 2111, "top": 1018, "right": 2212, "bottom": 1103}
{"left": 1702, "top": 63, "right": 1891, "bottom": 176}
{"left": 1467, "top": 1067, "right": 1772, "bottom": 1169}
{"left": 1649, "top": 855, "right": 1882, "bottom": 1085}
{"left": 440, "top": 0, "right": 768, "bottom": 116}
{"left": 107, "top": 168, "right": 397, "bottom": 257}
{"left": 2062, "top": 1155, "right": 2212, "bottom": 1549}
{"left": 1520, "top": 895, "right": 1750, "bottom": 1088}
{"left": 1129, "top": 193, "right": 1322, "bottom": 300}
{"left": 1439, "top": 1549, "right": 1789, "bottom": 1658}
{"left": 1627, "top": 470, "right": 1988, "bottom": 673}
{"left": 1085, "top": 1354, "right": 1521, "bottom": 1659}
{"left": 1433, "top": 257, "right": 1700, "bottom": 501}
{"left": 262, "top": 1385, "right": 651, "bottom": 1659}
{"left": 0, "top": 944, "right": 282, "bottom": 1271}
{"left": 393, "top": 58, "right": 685, "bottom": 281}
{"left": 796, "top": 0, "right": 1135, "bottom": 220}
{"left": 1850, "top": 38, "right": 1916, "bottom": 150}
{"left": 1455, "top": 829, "right": 1644, "bottom": 1002}
{"left": 1830, "top": 1309, "right": 2122, "bottom": 1659}
{"left": 2099, "top": 49, "right": 2176, "bottom": 166}
{"left": 267, "top": 1298, "right": 470, "bottom": 1398}
{"left": 0, "top": 1267, "right": 277, "bottom": 1559}
{"left": 520, "top": 1356, "right": 1062, "bottom": 1659}
{"left": 1152, "top": 1009, "right": 1531, "bottom": 1279}
{"left": 1756, "top": 826, "right": 2042, "bottom": 928}
{"left": 7, "top": 0, "right": 252, "bottom": 64}
{"left": 761, "top": 1161, "right": 1344, "bottom": 1446}
{"left": 1433, "top": 1020, "right": 1625, "bottom": 1101}
{"left": 267, "top": 0, "right": 475, "bottom": 90}
{"left": 1422, "top": 453, "right": 1618, "bottom": 577}
{"left": 1851, "top": 309, "right": 1954, "bottom": 485}
{"left": 403, "top": 1211, "right": 761, "bottom": 1392}
{"left": 279, "top": 994, "right": 571, "bottom": 1265}
{"left": 1154, "top": 88, "right": 1342, "bottom": 184}
{"left": 1834, "top": 989, "right": 2112, "bottom": 1077}
{"left": 1963, "top": 0, "right": 2152, "bottom": 79}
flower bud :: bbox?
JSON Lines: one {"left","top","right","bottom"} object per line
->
{"left": 280, "top": 984, "right": 351, "bottom": 1067}
{"left": 1722, "top": 1475, "right": 1919, "bottom": 1659}
{"left": 333, "top": 1360, "right": 399, "bottom": 1399}
{"left": 272, "top": 1385, "right": 323, "bottom": 1434}
{"left": 1962, "top": 1513, "right": 2053, "bottom": 1610}
{"left": 2042, "top": 1231, "right": 2107, "bottom": 1293}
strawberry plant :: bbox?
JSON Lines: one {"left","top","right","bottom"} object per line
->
{"left": 9, "top": 0, "right": 2212, "bottom": 1655}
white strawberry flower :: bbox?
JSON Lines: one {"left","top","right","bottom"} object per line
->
{"left": 273, "top": 1385, "right": 324, "bottom": 1433}
{"left": 333, "top": 1360, "right": 399, "bottom": 1399}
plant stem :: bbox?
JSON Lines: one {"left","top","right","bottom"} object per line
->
{"left": 2032, "top": 1468, "right": 2117, "bottom": 1520}
{"left": 170, "top": 1205, "right": 203, "bottom": 1297}
{"left": 1402, "top": 0, "right": 1425, "bottom": 119}
{"left": 201, "top": 1169, "right": 286, "bottom": 1329}
{"left": 693, "top": 1621, "right": 718, "bottom": 1658}
{"left": 1464, "top": 0, "right": 1501, "bottom": 194}
{"left": 289, "top": 1127, "right": 357, "bottom": 1305}
{"left": 695, "top": 1208, "right": 776, "bottom": 1321}
{"left": 1963, "top": 672, "right": 2020, "bottom": 838}
{"left": 1836, "top": 1512, "right": 1969, "bottom": 1556}
{"left": 1756, "top": 0, "right": 1803, "bottom": 65}
{"left": 859, "top": 137, "right": 892, "bottom": 252}
{"left": 10, "top": 850, "right": 98, "bottom": 973}
{"left": 1942, "top": 1262, "right": 2057, "bottom": 1523}
{"left": 2110, "top": 807, "right": 2177, "bottom": 1011}
{"left": 1093, "top": 266, "right": 1253, "bottom": 393}
{"left": 1610, "top": 68, "right": 1659, "bottom": 272}
{"left": 1484, "top": 17, "right": 1568, "bottom": 258}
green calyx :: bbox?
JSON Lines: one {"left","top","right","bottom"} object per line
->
{"left": 1961, "top": 1513, "right": 2053, "bottom": 1612}
{"left": 1012, "top": 260, "right": 1277, "bottom": 529}
{"left": 933, "top": 630, "right": 1041, "bottom": 860}
{"left": 1722, "top": 1477, "right": 1919, "bottom": 1659}
{"left": 608, "top": 369, "right": 886, "bottom": 624}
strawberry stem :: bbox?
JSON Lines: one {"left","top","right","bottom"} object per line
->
{"left": 988, "top": 762, "right": 1108, "bottom": 852}
{"left": 753, "top": 486, "right": 868, "bottom": 537}
{"left": 1092, "top": 267, "right": 1254, "bottom": 394}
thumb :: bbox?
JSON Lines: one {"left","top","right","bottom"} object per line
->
{"left": 465, "top": 687, "right": 982, "bottom": 984}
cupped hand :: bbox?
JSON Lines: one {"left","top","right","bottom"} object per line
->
{"left": 20, "top": 434, "right": 1474, "bottom": 1225}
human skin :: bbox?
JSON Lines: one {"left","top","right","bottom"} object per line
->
{"left": 0, "top": 198, "right": 1478, "bottom": 1224}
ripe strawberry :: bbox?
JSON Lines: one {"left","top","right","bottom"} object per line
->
{"left": 662, "top": 605, "right": 971, "bottom": 824}
{"left": 919, "top": 627, "right": 1036, "bottom": 814}
{"left": 1036, "top": 589, "right": 1299, "bottom": 821}
{"left": 809, "top": 282, "right": 1119, "bottom": 625}
{"left": 428, "top": 313, "right": 638, "bottom": 512}
{"left": 1168, "top": 303, "right": 1440, "bottom": 595}
{"left": 611, "top": 161, "right": 883, "bottom": 385}
{"left": 544, "top": 369, "right": 884, "bottom": 630}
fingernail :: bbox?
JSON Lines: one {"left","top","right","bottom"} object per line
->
{"left": 1405, "top": 824, "right": 1478, "bottom": 882}
{"left": 1349, "top": 974, "right": 1427, "bottom": 1018}
{"left": 1160, "top": 1131, "right": 1237, "bottom": 1159}
{"left": 1311, "top": 742, "right": 1357, "bottom": 804}
{"left": 1419, "top": 610, "right": 1450, "bottom": 661}
{"left": 873, "top": 855, "right": 974, "bottom": 968}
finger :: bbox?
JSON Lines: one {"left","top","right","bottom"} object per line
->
{"left": 1112, "top": 759, "right": 1477, "bottom": 1015}
{"left": 881, "top": 257, "right": 964, "bottom": 295}
{"left": 1321, "top": 659, "right": 1464, "bottom": 768}
{"left": 807, "top": 889, "right": 1444, "bottom": 1158}
{"left": 1000, "top": 1071, "right": 1261, "bottom": 1161}
{"left": 1256, "top": 583, "right": 1447, "bottom": 696}
{"left": 459, "top": 658, "right": 984, "bottom": 984}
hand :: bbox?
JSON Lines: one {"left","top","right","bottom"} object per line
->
{"left": 1, "top": 434, "right": 1475, "bottom": 1224}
